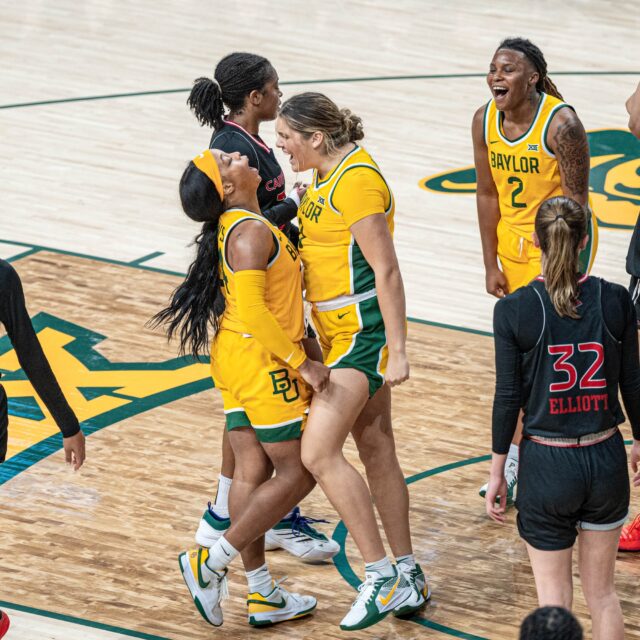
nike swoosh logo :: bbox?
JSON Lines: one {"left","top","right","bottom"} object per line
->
{"left": 337, "top": 312, "right": 350, "bottom": 319}
{"left": 247, "top": 596, "right": 287, "bottom": 609}
{"left": 378, "top": 576, "right": 400, "bottom": 607}
{"left": 489, "top": 140, "right": 499, "bottom": 144}
{"left": 194, "top": 551, "right": 211, "bottom": 589}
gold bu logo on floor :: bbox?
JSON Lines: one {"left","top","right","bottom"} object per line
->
{"left": 420, "top": 129, "right": 640, "bottom": 229}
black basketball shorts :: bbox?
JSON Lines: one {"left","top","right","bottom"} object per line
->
{"left": 516, "top": 430, "right": 630, "bottom": 550}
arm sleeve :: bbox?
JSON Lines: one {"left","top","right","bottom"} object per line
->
{"left": 618, "top": 289, "right": 640, "bottom": 439}
{"left": 262, "top": 198, "right": 299, "bottom": 227}
{"left": 235, "top": 270, "right": 307, "bottom": 369}
{"left": 491, "top": 298, "right": 522, "bottom": 454}
{"left": 0, "top": 264, "right": 80, "bottom": 437}
{"left": 331, "top": 167, "right": 391, "bottom": 227}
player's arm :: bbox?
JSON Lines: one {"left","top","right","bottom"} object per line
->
{"left": 546, "top": 107, "right": 590, "bottom": 208}
{"left": 472, "top": 104, "right": 508, "bottom": 298}
{"left": 487, "top": 297, "right": 522, "bottom": 521}
{"left": 0, "top": 262, "right": 85, "bottom": 469}
{"left": 228, "top": 222, "right": 329, "bottom": 392}
{"left": 350, "top": 215, "right": 408, "bottom": 387}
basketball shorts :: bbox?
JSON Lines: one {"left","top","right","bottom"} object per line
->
{"left": 312, "top": 293, "right": 388, "bottom": 397}
{"left": 211, "top": 329, "right": 311, "bottom": 443}
{"left": 497, "top": 210, "right": 598, "bottom": 294}
{"left": 515, "top": 430, "right": 629, "bottom": 551}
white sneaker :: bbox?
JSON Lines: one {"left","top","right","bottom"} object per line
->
{"left": 179, "top": 548, "right": 228, "bottom": 627}
{"left": 247, "top": 580, "right": 317, "bottom": 626}
{"left": 264, "top": 507, "right": 339, "bottom": 563}
{"left": 393, "top": 563, "right": 431, "bottom": 617}
{"left": 339, "top": 568, "right": 412, "bottom": 631}
{"left": 479, "top": 457, "right": 518, "bottom": 505}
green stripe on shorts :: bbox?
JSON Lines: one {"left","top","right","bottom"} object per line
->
{"left": 331, "top": 296, "right": 386, "bottom": 397}
{"left": 225, "top": 410, "right": 250, "bottom": 430}
{"left": 254, "top": 419, "right": 303, "bottom": 443}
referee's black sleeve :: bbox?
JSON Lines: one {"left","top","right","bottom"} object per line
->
{"left": 0, "top": 261, "right": 80, "bottom": 437}
{"left": 491, "top": 297, "right": 522, "bottom": 454}
{"left": 618, "top": 288, "right": 640, "bottom": 440}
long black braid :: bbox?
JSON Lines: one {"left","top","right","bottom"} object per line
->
{"left": 187, "top": 52, "right": 275, "bottom": 131}
{"left": 150, "top": 163, "right": 225, "bottom": 358}
{"left": 498, "top": 37, "right": 563, "bottom": 100}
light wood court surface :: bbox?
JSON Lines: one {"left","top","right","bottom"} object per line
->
{"left": 1, "top": 1, "right": 639, "bottom": 638}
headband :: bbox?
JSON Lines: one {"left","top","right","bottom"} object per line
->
{"left": 193, "top": 149, "right": 224, "bottom": 199}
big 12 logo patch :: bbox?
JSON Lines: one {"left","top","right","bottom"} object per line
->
{"left": 420, "top": 129, "right": 640, "bottom": 229}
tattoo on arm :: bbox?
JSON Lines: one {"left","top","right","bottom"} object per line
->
{"left": 553, "top": 115, "right": 590, "bottom": 200}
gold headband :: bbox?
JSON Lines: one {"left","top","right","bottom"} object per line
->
{"left": 193, "top": 149, "right": 224, "bottom": 199}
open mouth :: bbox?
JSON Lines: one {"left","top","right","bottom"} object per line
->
{"left": 493, "top": 85, "right": 509, "bottom": 100}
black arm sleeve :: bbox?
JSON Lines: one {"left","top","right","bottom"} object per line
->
{"left": 0, "top": 262, "right": 80, "bottom": 437}
{"left": 262, "top": 198, "right": 298, "bottom": 227}
{"left": 491, "top": 297, "right": 523, "bottom": 454}
{"left": 618, "top": 289, "right": 640, "bottom": 439}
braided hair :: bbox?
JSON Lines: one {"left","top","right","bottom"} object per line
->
{"left": 498, "top": 38, "right": 563, "bottom": 100}
{"left": 520, "top": 607, "right": 583, "bottom": 640}
{"left": 187, "top": 52, "right": 275, "bottom": 131}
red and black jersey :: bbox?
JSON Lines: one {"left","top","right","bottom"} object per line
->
{"left": 210, "top": 121, "right": 298, "bottom": 240}
{"left": 492, "top": 276, "right": 640, "bottom": 454}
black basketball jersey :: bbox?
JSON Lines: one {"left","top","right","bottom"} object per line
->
{"left": 521, "top": 276, "right": 626, "bottom": 439}
{"left": 210, "top": 121, "right": 297, "bottom": 233}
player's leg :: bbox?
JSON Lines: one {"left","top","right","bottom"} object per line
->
{"left": 351, "top": 384, "right": 430, "bottom": 616}
{"left": 525, "top": 543, "right": 574, "bottom": 608}
{"left": 578, "top": 528, "right": 624, "bottom": 640}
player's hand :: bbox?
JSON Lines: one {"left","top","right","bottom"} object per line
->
{"left": 385, "top": 351, "right": 409, "bottom": 387}
{"left": 298, "top": 358, "right": 331, "bottom": 393}
{"left": 63, "top": 431, "right": 86, "bottom": 471}
{"left": 485, "top": 473, "right": 508, "bottom": 523}
{"left": 631, "top": 439, "right": 640, "bottom": 487}
{"left": 293, "top": 181, "right": 308, "bottom": 200}
{"left": 486, "top": 267, "right": 509, "bottom": 298}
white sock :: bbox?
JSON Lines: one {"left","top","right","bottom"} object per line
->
{"left": 364, "top": 557, "right": 394, "bottom": 579}
{"left": 203, "top": 536, "right": 239, "bottom": 575}
{"left": 508, "top": 443, "right": 519, "bottom": 462}
{"left": 246, "top": 563, "right": 273, "bottom": 595}
{"left": 212, "top": 474, "right": 232, "bottom": 518}
{"left": 396, "top": 553, "right": 416, "bottom": 570}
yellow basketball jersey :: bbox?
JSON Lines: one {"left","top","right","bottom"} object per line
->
{"left": 298, "top": 145, "right": 394, "bottom": 303}
{"left": 217, "top": 208, "right": 304, "bottom": 341}
{"left": 485, "top": 92, "right": 569, "bottom": 239}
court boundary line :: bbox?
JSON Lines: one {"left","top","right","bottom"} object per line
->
{"left": 1, "top": 71, "right": 637, "bottom": 111}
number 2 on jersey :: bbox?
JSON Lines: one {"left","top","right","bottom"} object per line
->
{"left": 508, "top": 176, "right": 526, "bottom": 209}
{"left": 548, "top": 343, "right": 606, "bottom": 392}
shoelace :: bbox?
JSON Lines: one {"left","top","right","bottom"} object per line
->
{"left": 215, "top": 567, "right": 230, "bottom": 602}
{"left": 288, "top": 507, "right": 329, "bottom": 537}
{"left": 352, "top": 575, "right": 377, "bottom": 607}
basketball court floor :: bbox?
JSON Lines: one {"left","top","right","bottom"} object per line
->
{"left": 1, "top": 1, "right": 639, "bottom": 638}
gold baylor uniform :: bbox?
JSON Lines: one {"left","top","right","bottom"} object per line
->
{"left": 212, "top": 208, "right": 310, "bottom": 442}
{"left": 298, "top": 145, "right": 393, "bottom": 396}
{"left": 484, "top": 92, "right": 598, "bottom": 291}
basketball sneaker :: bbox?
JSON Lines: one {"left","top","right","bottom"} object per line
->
{"left": 179, "top": 548, "right": 228, "bottom": 627}
{"left": 619, "top": 513, "right": 640, "bottom": 552}
{"left": 247, "top": 579, "right": 317, "bottom": 626}
{"left": 0, "top": 610, "right": 10, "bottom": 639}
{"left": 393, "top": 563, "right": 431, "bottom": 617}
{"left": 339, "top": 567, "right": 412, "bottom": 631}
{"left": 264, "top": 507, "right": 339, "bottom": 563}
{"left": 195, "top": 503, "right": 230, "bottom": 548}
{"left": 479, "top": 457, "right": 518, "bottom": 505}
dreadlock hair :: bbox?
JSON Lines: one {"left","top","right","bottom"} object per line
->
{"left": 278, "top": 92, "right": 364, "bottom": 156}
{"left": 498, "top": 37, "right": 563, "bottom": 100}
{"left": 535, "top": 196, "right": 588, "bottom": 319}
{"left": 519, "top": 607, "right": 583, "bottom": 640}
{"left": 187, "top": 52, "right": 275, "bottom": 131}
{"left": 150, "top": 162, "right": 225, "bottom": 358}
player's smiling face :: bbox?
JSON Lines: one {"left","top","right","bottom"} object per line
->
{"left": 487, "top": 49, "right": 538, "bottom": 111}
{"left": 275, "top": 117, "right": 312, "bottom": 171}
{"left": 212, "top": 149, "right": 261, "bottom": 191}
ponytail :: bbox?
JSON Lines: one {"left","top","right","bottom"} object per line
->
{"left": 188, "top": 77, "right": 224, "bottom": 130}
{"left": 150, "top": 163, "right": 225, "bottom": 357}
{"left": 340, "top": 108, "right": 365, "bottom": 143}
{"left": 535, "top": 196, "right": 588, "bottom": 318}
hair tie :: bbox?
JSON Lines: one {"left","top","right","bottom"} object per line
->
{"left": 211, "top": 77, "right": 221, "bottom": 91}
{"left": 193, "top": 149, "right": 224, "bottom": 199}
{"left": 554, "top": 213, "right": 565, "bottom": 221}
